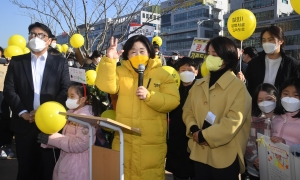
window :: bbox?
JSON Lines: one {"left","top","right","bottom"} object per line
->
{"left": 146, "top": 14, "right": 149, "bottom": 18}
{"left": 282, "top": 0, "right": 288, "bottom": 4}
{"left": 142, "top": 13, "right": 145, "bottom": 18}
{"left": 254, "top": 10, "right": 274, "bottom": 21}
{"left": 150, "top": 15, "right": 152, "bottom": 19}
{"left": 154, "top": 15, "right": 156, "bottom": 20}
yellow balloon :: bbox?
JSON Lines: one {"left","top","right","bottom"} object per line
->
{"left": 4, "top": 45, "right": 23, "bottom": 58}
{"left": 62, "top": 44, "right": 69, "bottom": 53}
{"left": 86, "top": 70, "right": 97, "bottom": 85}
{"left": 101, "top": 110, "right": 116, "bottom": 120}
{"left": 291, "top": 0, "right": 300, "bottom": 14}
{"left": 70, "top": 34, "right": 84, "bottom": 48}
{"left": 35, "top": 101, "right": 67, "bottom": 134}
{"left": 162, "top": 66, "right": 180, "bottom": 88}
{"left": 152, "top": 36, "right": 162, "bottom": 47}
{"left": 227, "top": 9, "right": 256, "bottom": 41}
{"left": 200, "top": 61, "right": 209, "bottom": 77}
{"left": 56, "top": 44, "right": 62, "bottom": 53}
{"left": 23, "top": 47, "right": 31, "bottom": 54}
{"left": 8, "top": 35, "right": 27, "bottom": 49}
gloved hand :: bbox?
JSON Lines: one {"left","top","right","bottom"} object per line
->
{"left": 290, "top": 144, "right": 300, "bottom": 157}
{"left": 37, "top": 132, "right": 49, "bottom": 144}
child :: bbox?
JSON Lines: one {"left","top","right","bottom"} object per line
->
{"left": 244, "top": 83, "right": 279, "bottom": 180}
{"left": 271, "top": 77, "right": 300, "bottom": 146}
{"left": 38, "top": 82, "right": 103, "bottom": 180}
{"left": 165, "top": 57, "right": 199, "bottom": 180}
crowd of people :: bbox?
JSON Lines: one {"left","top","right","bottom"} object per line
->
{"left": 0, "top": 22, "right": 300, "bottom": 180}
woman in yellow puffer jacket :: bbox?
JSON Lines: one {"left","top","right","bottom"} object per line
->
{"left": 95, "top": 35, "right": 180, "bottom": 180}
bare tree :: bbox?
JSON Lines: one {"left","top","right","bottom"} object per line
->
{"left": 10, "top": 0, "right": 180, "bottom": 55}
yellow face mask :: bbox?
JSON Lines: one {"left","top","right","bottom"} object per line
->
{"left": 205, "top": 55, "right": 223, "bottom": 71}
{"left": 129, "top": 55, "right": 149, "bottom": 69}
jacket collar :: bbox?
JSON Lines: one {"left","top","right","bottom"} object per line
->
{"left": 195, "top": 70, "right": 236, "bottom": 90}
{"left": 122, "top": 57, "right": 162, "bottom": 77}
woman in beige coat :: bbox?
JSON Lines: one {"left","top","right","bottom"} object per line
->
{"left": 183, "top": 36, "right": 251, "bottom": 180}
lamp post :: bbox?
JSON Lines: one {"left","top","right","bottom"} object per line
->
{"left": 197, "top": 19, "right": 210, "bottom": 38}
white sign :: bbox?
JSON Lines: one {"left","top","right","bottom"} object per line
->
{"left": 69, "top": 67, "right": 86, "bottom": 84}
{"left": 257, "top": 133, "right": 299, "bottom": 180}
{"left": 128, "top": 24, "right": 155, "bottom": 39}
{"left": 188, "top": 38, "right": 210, "bottom": 59}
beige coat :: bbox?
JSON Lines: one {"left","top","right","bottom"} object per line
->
{"left": 183, "top": 70, "right": 251, "bottom": 173}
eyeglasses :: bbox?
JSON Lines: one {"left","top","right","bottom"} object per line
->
{"left": 29, "top": 32, "right": 48, "bottom": 39}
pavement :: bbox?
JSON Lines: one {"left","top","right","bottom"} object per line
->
{"left": 0, "top": 159, "right": 173, "bottom": 180}
{"left": 0, "top": 139, "right": 174, "bottom": 180}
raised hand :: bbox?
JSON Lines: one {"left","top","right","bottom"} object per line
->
{"left": 106, "top": 37, "right": 124, "bottom": 59}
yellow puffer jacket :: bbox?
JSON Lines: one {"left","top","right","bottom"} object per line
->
{"left": 95, "top": 56, "right": 180, "bottom": 180}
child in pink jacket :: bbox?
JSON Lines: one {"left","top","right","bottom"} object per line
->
{"left": 244, "top": 83, "right": 279, "bottom": 180}
{"left": 38, "top": 82, "right": 103, "bottom": 180}
{"left": 271, "top": 78, "right": 300, "bottom": 146}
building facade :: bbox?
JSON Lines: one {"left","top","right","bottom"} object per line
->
{"left": 56, "top": 7, "right": 161, "bottom": 53}
{"left": 160, "top": 0, "right": 228, "bottom": 56}
{"left": 223, "top": 0, "right": 300, "bottom": 60}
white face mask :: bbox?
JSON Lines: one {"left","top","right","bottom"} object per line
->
{"left": 281, "top": 97, "right": 300, "bottom": 112}
{"left": 28, "top": 37, "right": 47, "bottom": 52}
{"left": 180, "top": 71, "right": 195, "bottom": 83}
{"left": 155, "top": 52, "right": 159, "bottom": 55}
{"left": 68, "top": 60, "right": 74, "bottom": 66}
{"left": 172, "top": 55, "right": 178, "bottom": 60}
{"left": 50, "top": 43, "right": 56, "bottom": 48}
{"left": 66, "top": 98, "right": 80, "bottom": 110}
{"left": 262, "top": 42, "right": 278, "bottom": 54}
{"left": 96, "top": 57, "right": 101, "bottom": 64}
{"left": 258, "top": 101, "right": 276, "bottom": 113}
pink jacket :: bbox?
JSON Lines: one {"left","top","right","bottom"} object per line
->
{"left": 47, "top": 105, "right": 95, "bottom": 180}
{"left": 272, "top": 111, "right": 300, "bottom": 146}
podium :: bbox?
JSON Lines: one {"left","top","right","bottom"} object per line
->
{"left": 59, "top": 112, "right": 141, "bottom": 180}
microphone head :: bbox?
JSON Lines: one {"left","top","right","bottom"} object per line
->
{"left": 138, "top": 64, "right": 145, "bottom": 72}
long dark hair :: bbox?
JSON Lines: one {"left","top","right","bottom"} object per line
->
{"left": 274, "top": 78, "right": 300, "bottom": 118}
{"left": 69, "top": 82, "right": 102, "bottom": 116}
{"left": 252, "top": 83, "right": 279, "bottom": 117}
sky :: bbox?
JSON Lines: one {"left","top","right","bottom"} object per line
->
{"left": 0, "top": 1, "right": 32, "bottom": 48}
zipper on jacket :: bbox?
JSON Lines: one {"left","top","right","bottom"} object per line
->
{"left": 278, "top": 115, "right": 287, "bottom": 138}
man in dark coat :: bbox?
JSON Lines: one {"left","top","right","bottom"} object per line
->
{"left": 4, "top": 22, "right": 70, "bottom": 180}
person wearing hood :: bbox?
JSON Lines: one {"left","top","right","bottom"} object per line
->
{"left": 245, "top": 25, "right": 300, "bottom": 96}
{"left": 3, "top": 22, "right": 70, "bottom": 180}
{"left": 165, "top": 57, "right": 199, "bottom": 180}
{"left": 95, "top": 35, "right": 180, "bottom": 180}
{"left": 167, "top": 51, "right": 180, "bottom": 69}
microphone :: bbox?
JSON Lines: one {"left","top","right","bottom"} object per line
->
{"left": 138, "top": 64, "right": 145, "bottom": 87}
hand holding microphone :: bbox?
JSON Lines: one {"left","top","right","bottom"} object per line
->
{"left": 136, "top": 64, "right": 148, "bottom": 100}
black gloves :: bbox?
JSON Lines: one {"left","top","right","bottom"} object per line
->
{"left": 37, "top": 132, "right": 49, "bottom": 144}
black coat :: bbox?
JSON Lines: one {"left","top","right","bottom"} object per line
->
{"left": 3, "top": 53, "right": 70, "bottom": 133}
{"left": 245, "top": 51, "right": 300, "bottom": 96}
{"left": 165, "top": 80, "right": 195, "bottom": 178}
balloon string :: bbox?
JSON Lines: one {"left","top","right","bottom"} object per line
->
{"left": 66, "top": 52, "right": 71, "bottom": 59}
{"left": 240, "top": 41, "right": 243, "bottom": 72}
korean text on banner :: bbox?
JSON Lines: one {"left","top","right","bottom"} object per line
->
{"left": 188, "top": 38, "right": 210, "bottom": 59}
